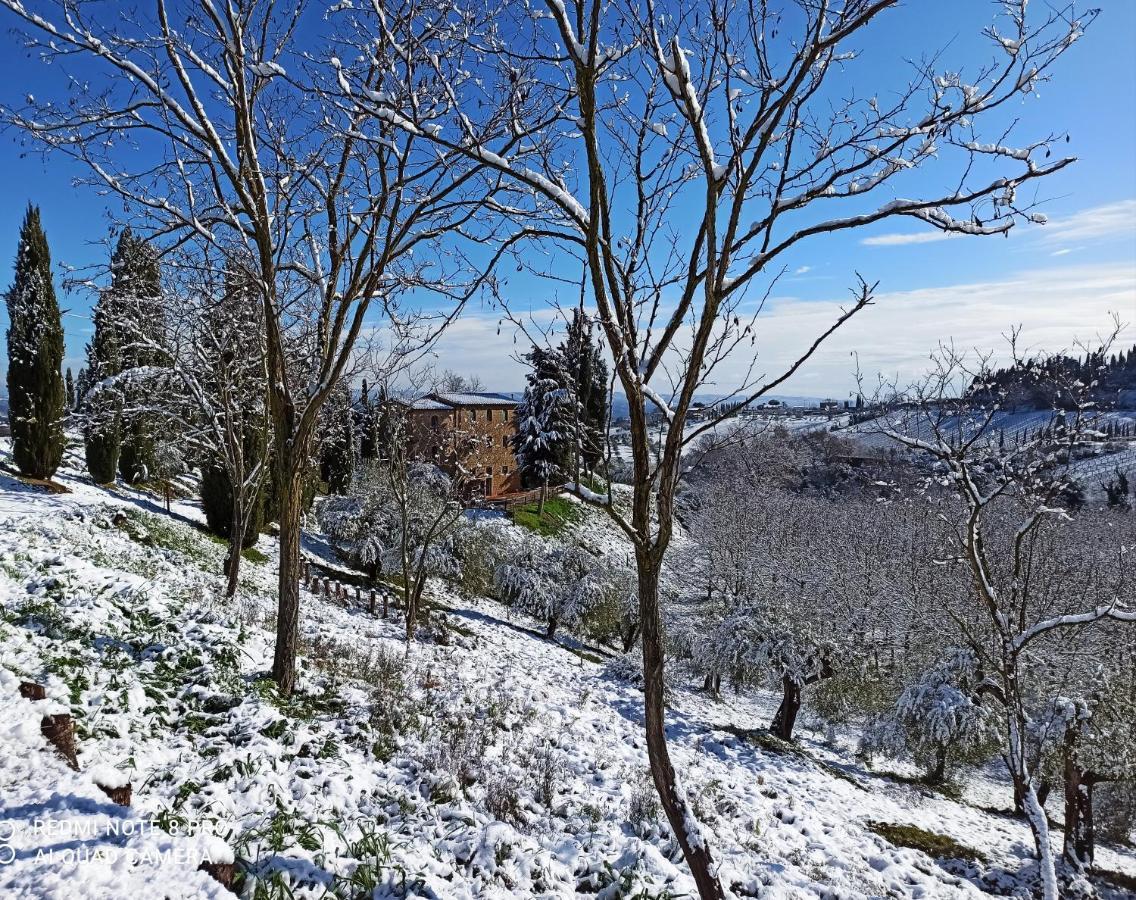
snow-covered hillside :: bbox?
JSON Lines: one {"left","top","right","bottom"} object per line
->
{"left": 1, "top": 440, "right": 1134, "bottom": 899}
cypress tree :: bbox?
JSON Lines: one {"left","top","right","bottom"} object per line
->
{"left": 321, "top": 386, "right": 355, "bottom": 494}
{"left": 5, "top": 204, "right": 66, "bottom": 478}
{"left": 83, "top": 264, "right": 126, "bottom": 484}
{"left": 107, "top": 229, "right": 163, "bottom": 483}
{"left": 200, "top": 435, "right": 266, "bottom": 549}
{"left": 65, "top": 367, "right": 75, "bottom": 410}
{"left": 74, "top": 367, "right": 90, "bottom": 405}
{"left": 359, "top": 378, "right": 377, "bottom": 459}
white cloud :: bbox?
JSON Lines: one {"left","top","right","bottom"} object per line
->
{"left": 421, "top": 262, "right": 1135, "bottom": 395}
{"left": 861, "top": 230, "right": 961, "bottom": 247}
{"left": 862, "top": 199, "right": 1136, "bottom": 249}
{"left": 794, "top": 265, "right": 812, "bottom": 275}
{"left": 1034, "top": 199, "right": 1136, "bottom": 244}
{"left": 722, "top": 262, "right": 1135, "bottom": 394}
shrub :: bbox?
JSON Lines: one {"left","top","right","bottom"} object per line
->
{"left": 200, "top": 462, "right": 264, "bottom": 548}
{"left": 867, "top": 820, "right": 986, "bottom": 864}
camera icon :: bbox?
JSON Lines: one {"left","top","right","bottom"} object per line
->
{"left": 0, "top": 821, "right": 16, "bottom": 865}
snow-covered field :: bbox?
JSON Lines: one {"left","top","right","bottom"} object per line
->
{"left": 1, "top": 437, "right": 1134, "bottom": 899}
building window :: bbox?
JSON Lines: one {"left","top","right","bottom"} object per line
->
{"left": 502, "top": 435, "right": 509, "bottom": 447}
{"left": 503, "top": 409, "right": 509, "bottom": 421}
{"left": 470, "top": 409, "right": 477, "bottom": 422}
{"left": 430, "top": 415, "right": 439, "bottom": 429}
{"left": 486, "top": 409, "right": 493, "bottom": 423}
{"left": 502, "top": 466, "right": 509, "bottom": 475}
{"left": 486, "top": 466, "right": 493, "bottom": 476}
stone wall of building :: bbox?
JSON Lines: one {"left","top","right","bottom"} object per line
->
{"left": 401, "top": 401, "right": 520, "bottom": 497}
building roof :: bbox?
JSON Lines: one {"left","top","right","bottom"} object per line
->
{"left": 404, "top": 398, "right": 453, "bottom": 410}
{"left": 430, "top": 392, "right": 518, "bottom": 408}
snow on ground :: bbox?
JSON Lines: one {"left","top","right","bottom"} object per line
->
{"left": 1, "top": 437, "right": 1134, "bottom": 898}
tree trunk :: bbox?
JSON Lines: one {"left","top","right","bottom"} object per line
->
{"left": 1062, "top": 718, "right": 1095, "bottom": 871}
{"left": 926, "top": 744, "right": 947, "bottom": 786}
{"left": 1006, "top": 703, "right": 1058, "bottom": 900}
{"left": 538, "top": 477, "right": 547, "bottom": 517}
{"left": 271, "top": 457, "right": 304, "bottom": 697}
{"left": 224, "top": 496, "right": 243, "bottom": 598}
{"left": 546, "top": 617, "right": 558, "bottom": 639}
{"left": 636, "top": 555, "right": 725, "bottom": 900}
{"left": 620, "top": 619, "right": 640, "bottom": 654}
{"left": 771, "top": 675, "right": 801, "bottom": 741}
{"left": 1023, "top": 780, "right": 1059, "bottom": 900}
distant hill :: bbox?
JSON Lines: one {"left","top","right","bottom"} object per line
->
{"left": 967, "top": 345, "right": 1136, "bottom": 410}
{"left": 608, "top": 392, "right": 826, "bottom": 421}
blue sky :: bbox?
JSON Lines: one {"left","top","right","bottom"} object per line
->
{"left": 1, "top": 0, "right": 1133, "bottom": 396}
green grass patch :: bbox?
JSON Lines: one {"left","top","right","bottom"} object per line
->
{"left": 867, "top": 821, "right": 986, "bottom": 864}
{"left": 1096, "top": 868, "right": 1136, "bottom": 894}
{"left": 878, "top": 769, "right": 964, "bottom": 801}
{"left": 566, "top": 646, "right": 605, "bottom": 665}
{"left": 242, "top": 546, "right": 269, "bottom": 565}
{"left": 117, "top": 509, "right": 219, "bottom": 567}
{"left": 511, "top": 496, "right": 583, "bottom": 536}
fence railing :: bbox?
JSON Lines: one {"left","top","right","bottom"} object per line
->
{"left": 299, "top": 559, "right": 398, "bottom": 617}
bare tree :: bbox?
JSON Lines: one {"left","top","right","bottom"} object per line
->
{"left": 377, "top": 404, "right": 467, "bottom": 643}
{"left": 351, "top": 0, "right": 1096, "bottom": 892}
{"left": 0, "top": 0, "right": 501, "bottom": 694}
{"left": 875, "top": 339, "right": 1136, "bottom": 900}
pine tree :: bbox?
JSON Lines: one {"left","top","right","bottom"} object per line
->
{"left": 359, "top": 378, "right": 377, "bottom": 459}
{"left": 5, "top": 204, "right": 66, "bottom": 479}
{"left": 107, "top": 229, "right": 164, "bottom": 483}
{"left": 65, "top": 367, "right": 75, "bottom": 410}
{"left": 74, "top": 367, "right": 89, "bottom": 405}
{"left": 559, "top": 309, "right": 609, "bottom": 477}
{"left": 320, "top": 385, "right": 355, "bottom": 494}
{"left": 200, "top": 443, "right": 266, "bottom": 548}
{"left": 512, "top": 346, "right": 569, "bottom": 513}
{"left": 83, "top": 254, "right": 126, "bottom": 484}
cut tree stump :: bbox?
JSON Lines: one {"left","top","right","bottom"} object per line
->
{"left": 95, "top": 781, "right": 132, "bottom": 806}
{"left": 41, "top": 714, "right": 79, "bottom": 770}
{"left": 199, "top": 861, "right": 235, "bottom": 892}
{"left": 19, "top": 682, "right": 46, "bottom": 701}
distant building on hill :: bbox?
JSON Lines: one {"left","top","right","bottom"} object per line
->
{"left": 393, "top": 391, "right": 521, "bottom": 499}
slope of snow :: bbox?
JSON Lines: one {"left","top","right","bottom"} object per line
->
{"left": 1, "top": 437, "right": 1133, "bottom": 898}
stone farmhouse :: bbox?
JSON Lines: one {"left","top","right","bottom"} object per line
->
{"left": 395, "top": 391, "right": 522, "bottom": 499}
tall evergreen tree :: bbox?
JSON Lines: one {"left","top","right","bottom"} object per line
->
{"left": 358, "top": 378, "right": 377, "bottom": 460}
{"left": 5, "top": 204, "right": 66, "bottom": 478}
{"left": 65, "top": 367, "right": 75, "bottom": 410}
{"left": 512, "top": 346, "right": 569, "bottom": 513}
{"left": 74, "top": 367, "right": 90, "bottom": 406}
{"left": 107, "top": 229, "right": 164, "bottom": 483}
{"left": 82, "top": 241, "right": 130, "bottom": 484}
{"left": 320, "top": 384, "right": 355, "bottom": 494}
{"left": 82, "top": 292, "right": 123, "bottom": 483}
{"left": 558, "top": 309, "right": 609, "bottom": 476}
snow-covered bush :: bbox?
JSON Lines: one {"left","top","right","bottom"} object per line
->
{"left": 320, "top": 462, "right": 457, "bottom": 577}
{"left": 453, "top": 517, "right": 521, "bottom": 599}
{"left": 860, "top": 649, "right": 999, "bottom": 784}
{"left": 494, "top": 537, "right": 605, "bottom": 638}
{"left": 577, "top": 555, "right": 639, "bottom": 651}
{"left": 320, "top": 459, "right": 464, "bottom": 641}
